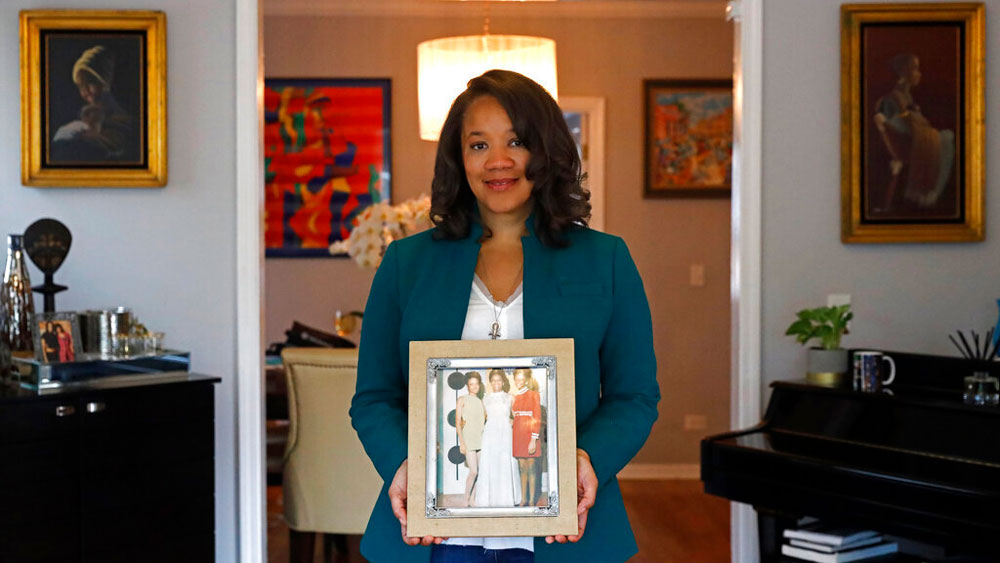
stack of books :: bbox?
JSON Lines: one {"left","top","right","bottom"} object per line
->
{"left": 781, "top": 525, "right": 899, "bottom": 562}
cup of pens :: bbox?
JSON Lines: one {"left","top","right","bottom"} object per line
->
{"left": 949, "top": 327, "right": 999, "bottom": 406}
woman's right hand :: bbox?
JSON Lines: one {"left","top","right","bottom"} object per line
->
{"left": 388, "top": 460, "right": 446, "bottom": 547}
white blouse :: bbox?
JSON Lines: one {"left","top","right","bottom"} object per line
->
{"left": 461, "top": 274, "right": 524, "bottom": 341}
{"left": 445, "top": 275, "right": 532, "bottom": 552}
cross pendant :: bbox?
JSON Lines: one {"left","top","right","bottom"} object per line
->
{"left": 489, "top": 322, "right": 501, "bottom": 340}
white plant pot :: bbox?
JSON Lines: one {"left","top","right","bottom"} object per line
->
{"left": 806, "top": 348, "right": 848, "bottom": 386}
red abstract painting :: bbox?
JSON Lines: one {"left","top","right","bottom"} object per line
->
{"left": 264, "top": 78, "right": 391, "bottom": 257}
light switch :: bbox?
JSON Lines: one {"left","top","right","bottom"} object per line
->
{"left": 689, "top": 264, "right": 706, "bottom": 287}
{"left": 684, "top": 414, "right": 707, "bottom": 430}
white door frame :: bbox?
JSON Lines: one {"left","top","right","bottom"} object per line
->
{"left": 233, "top": 1, "right": 764, "bottom": 561}
{"left": 236, "top": 0, "right": 265, "bottom": 562}
{"left": 727, "top": 0, "right": 763, "bottom": 561}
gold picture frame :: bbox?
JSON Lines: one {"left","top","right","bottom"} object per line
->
{"left": 20, "top": 10, "right": 167, "bottom": 187}
{"left": 407, "top": 338, "right": 577, "bottom": 538}
{"left": 841, "top": 3, "right": 984, "bottom": 243}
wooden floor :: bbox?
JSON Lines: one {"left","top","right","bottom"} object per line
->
{"left": 267, "top": 480, "right": 729, "bottom": 563}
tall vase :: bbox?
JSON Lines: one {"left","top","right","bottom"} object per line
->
{"left": 2, "top": 234, "right": 36, "bottom": 359}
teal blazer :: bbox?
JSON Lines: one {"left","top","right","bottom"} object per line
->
{"left": 350, "top": 218, "right": 660, "bottom": 562}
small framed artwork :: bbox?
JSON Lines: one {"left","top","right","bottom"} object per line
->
{"left": 407, "top": 339, "right": 577, "bottom": 538}
{"left": 20, "top": 10, "right": 167, "bottom": 187}
{"left": 643, "top": 79, "right": 733, "bottom": 198}
{"left": 264, "top": 78, "right": 392, "bottom": 257}
{"left": 841, "top": 3, "right": 984, "bottom": 243}
{"left": 561, "top": 97, "right": 606, "bottom": 231}
{"left": 31, "top": 312, "right": 82, "bottom": 363}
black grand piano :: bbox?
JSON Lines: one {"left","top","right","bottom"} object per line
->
{"left": 702, "top": 350, "right": 1000, "bottom": 562}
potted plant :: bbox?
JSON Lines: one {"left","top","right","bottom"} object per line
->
{"left": 785, "top": 304, "right": 853, "bottom": 386}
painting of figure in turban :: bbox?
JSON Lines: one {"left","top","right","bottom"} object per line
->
{"left": 43, "top": 34, "right": 144, "bottom": 166}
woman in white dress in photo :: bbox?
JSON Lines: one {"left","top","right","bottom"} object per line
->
{"left": 474, "top": 368, "right": 521, "bottom": 507}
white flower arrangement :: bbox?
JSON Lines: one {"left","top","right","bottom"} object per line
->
{"left": 329, "top": 194, "right": 433, "bottom": 269}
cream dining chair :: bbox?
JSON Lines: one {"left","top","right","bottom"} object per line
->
{"left": 281, "top": 347, "right": 381, "bottom": 562}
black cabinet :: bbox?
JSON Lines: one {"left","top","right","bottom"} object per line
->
{"left": 0, "top": 377, "right": 218, "bottom": 562}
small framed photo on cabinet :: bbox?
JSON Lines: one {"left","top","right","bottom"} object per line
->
{"left": 31, "top": 312, "right": 82, "bottom": 363}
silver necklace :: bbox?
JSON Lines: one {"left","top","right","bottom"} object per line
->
{"left": 476, "top": 252, "right": 523, "bottom": 340}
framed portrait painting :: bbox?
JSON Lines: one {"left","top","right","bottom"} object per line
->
{"left": 643, "top": 79, "right": 733, "bottom": 198}
{"left": 264, "top": 78, "right": 391, "bottom": 258}
{"left": 20, "top": 10, "right": 167, "bottom": 187}
{"left": 841, "top": 3, "right": 984, "bottom": 243}
{"left": 407, "top": 339, "right": 577, "bottom": 538}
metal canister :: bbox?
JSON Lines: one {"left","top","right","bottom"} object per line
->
{"left": 98, "top": 307, "right": 131, "bottom": 357}
{"left": 77, "top": 310, "right": 103, "bottom": 356}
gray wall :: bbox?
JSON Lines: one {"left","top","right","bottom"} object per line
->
{"left": 264, "top": 13, "right": 734, "bottom": 465}
{"left": 0, "top": 2, "right": 238, "bottom": 560}
{"left": 762, "top": 0, "right": 1000, "bottom": 394}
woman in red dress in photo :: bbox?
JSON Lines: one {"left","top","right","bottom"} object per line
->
{"left": 56, "top": 324, "right": 75, "bottom": 362}
{"left": 511, "top": 368, "right": 541, "bottom": 506}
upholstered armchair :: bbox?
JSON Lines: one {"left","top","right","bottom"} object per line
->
{"left": 281, "top": 347, "right": 381, "bottom": 562}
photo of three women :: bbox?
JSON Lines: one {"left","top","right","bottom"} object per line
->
{"left": 456, "top": 368, "right": 543, "bottom": 509}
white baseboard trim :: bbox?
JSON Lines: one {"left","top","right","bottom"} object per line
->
{"left": 617, "top": 463, "right": 701, "bottom": 480}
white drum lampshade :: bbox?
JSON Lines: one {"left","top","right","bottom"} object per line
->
{"left": 417, "top": 34, "right": 558, "bottom": 141}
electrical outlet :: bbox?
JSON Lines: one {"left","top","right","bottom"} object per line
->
{"left": 683, "top": 414, "right": 707, "bottom": 431}
{"left": 689, "top": 264, "right": 706, "bottom": 287}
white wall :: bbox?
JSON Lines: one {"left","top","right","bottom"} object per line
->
{"left": 761, "top": 0, "right": 1000, "bottom": 395}
{"left": 0, "top": 2, "right": 239, "bottom": 561}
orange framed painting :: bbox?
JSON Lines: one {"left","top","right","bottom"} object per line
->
{"left": 643, "top": 79, "right": 732, "bottom": 198}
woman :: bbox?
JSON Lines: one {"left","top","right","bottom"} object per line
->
{"left": 872, "top": 53, "right": 955, "bottom": 212}
{"left": 350, "top": 69, "right": 660, "bottom": 563}
{"left": 456, "top": 372, "right": 485, "bottom": 507}
{"left": 51, "top": 45, "right": 136, "bottom": 163}
{"left": 474, "top": 369, "right": 521, "bottom": 509}
{"left": 56, "top": 324, "right": 74, "bottom": 362}
{"left": 511, "top": 368, "right": 541, "bottom": 507}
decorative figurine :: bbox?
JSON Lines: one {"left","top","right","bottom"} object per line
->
{"left": 22, "top": 218, "right": 72, "bottom": 313}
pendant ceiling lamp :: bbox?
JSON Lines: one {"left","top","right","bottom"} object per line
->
{"left": 417, "top": 15, "right": 557, "bottom": 141}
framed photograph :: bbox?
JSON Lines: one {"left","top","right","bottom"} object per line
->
{"left": 31, "top": 312, "right": 82, "bottom": 363}
{"left": 264, "top": 78, "right": 391, "bottom": 258}
{"left": 643, "top": 79, "right": 733, "bottom": 198}
{"left": 20, "top": 10, "right": 167, "bottom": 187}
{"left": 561, "top": 97, "right": 606, "bottom": 231}
{"left": 407, "top": 339, "right": 577, "bottom": 538}
{"left": 841, "top": 3, "right": 984, "bottom": 243}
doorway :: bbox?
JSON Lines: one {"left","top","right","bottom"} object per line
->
{"left": 239, "top": 1, "right": 764, "bottom": 561}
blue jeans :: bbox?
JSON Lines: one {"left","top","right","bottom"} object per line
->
{"left": 430, "top": 544, "right": 534, "bottom": 563}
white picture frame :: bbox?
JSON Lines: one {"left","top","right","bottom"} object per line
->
{"left": 561, "top": 96, "right": 606, "bottom": 232}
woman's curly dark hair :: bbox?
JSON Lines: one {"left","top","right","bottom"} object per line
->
{"left": 430, "top": 69, "right": 590, "bottom": 247}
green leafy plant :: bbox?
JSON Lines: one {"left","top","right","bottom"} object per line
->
{"left": 785, "top": 305, "right": 853, "bottom": 350}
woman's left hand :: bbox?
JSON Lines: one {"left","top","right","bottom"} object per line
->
{"left": 545, "top": 448, "right": 597, "bottom": 544}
